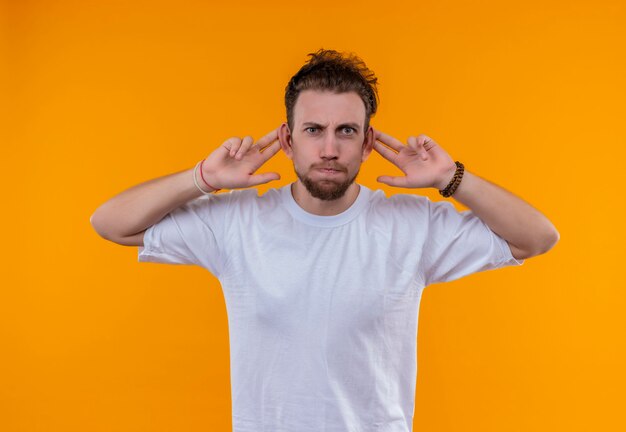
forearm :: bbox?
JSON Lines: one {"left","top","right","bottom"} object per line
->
{"left": 443, "top": 171, "right": 559, "bottom": 259}
{"left": 90, "top": 166, "right": 207, "bottom": 242}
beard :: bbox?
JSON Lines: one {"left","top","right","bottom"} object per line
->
{"left": 295, "top": 163, "right": 359, "bottom": 201}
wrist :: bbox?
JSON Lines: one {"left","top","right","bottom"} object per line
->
{"left": 437, "top": 161, "right": 465, "bottom": 197}
{"left": 198, "top": 159, "right": 221, "bottom": 192}
{"left": 192, "top": 160, "right": 219, "bottom": 194}
{"left": 434, "top": 166, "right": 458, "bottom": 190}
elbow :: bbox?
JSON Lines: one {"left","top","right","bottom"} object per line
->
{"left": 90, "top": 208, "right": 145, "bottom": 247}
{"left": 90, "top": 210, "right": 110, "bottom": 240}
{"left": 547, "top": 227, "right": 560, "bottom": 251}
{"left": 90, "top": 208, "right": 119, "bottom": 242}
{"left": 536, "top": 227, "right": 560, "bottom": 256}
{"left": 535, "top": 211, "right": 560, "bottom": 254}
{"left": 510, "top": 226, "right": 560, "bottom": 260}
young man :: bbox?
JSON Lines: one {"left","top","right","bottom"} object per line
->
{"left": 91, "top": 49, "right": 559, "bottom": 432}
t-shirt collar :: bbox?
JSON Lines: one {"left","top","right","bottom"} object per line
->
{"left": 281, "top": 183, "right": 371, "bottom": 227}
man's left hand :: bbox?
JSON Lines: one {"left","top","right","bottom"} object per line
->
{"left": 374, "top": 130, "right": 457, "bottom": 190}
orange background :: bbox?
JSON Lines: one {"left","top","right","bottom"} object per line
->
{"left": 2, "top": 0, "right": 625, "bottom": 431}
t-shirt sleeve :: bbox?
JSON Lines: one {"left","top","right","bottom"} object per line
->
{"left": 420, "top": 199, "right": 524, "bottom": 286}
{"left": 137, "top": 193, "right": 230, "bottom": 276}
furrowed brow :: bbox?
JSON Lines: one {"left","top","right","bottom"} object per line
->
{"left": 301, "top": 122, "right": 361, "bottom": 131}
{"left": 302, "top": 122, "right": 326, "bottom": 129}
{"left": 336, "top": 123, "right": 360, "bottom": 131}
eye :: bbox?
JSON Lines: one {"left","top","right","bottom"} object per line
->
{"left": 305, "top": 127, "right": 318, "bottom": 133}
{"left": 341, "top": 127, "right": 356, "bottom": 135}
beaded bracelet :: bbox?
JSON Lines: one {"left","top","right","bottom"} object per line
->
{"left": 439, "top": 161, "right": 465, "bottom": 198}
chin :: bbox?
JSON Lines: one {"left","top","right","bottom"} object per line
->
{"left": 296, "top": 170, "right": 359, "bottom": 201}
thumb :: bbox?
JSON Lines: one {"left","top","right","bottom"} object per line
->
{"left": 377, "top": 175, "right": 408, "bottom": 188}
{"left": 248, "top": 172, "right": 281, "bottom": 186}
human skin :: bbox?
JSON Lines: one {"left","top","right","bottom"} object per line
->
{"left": 277, "top": 90, "right": 374, "bottom": 216}
{"left": 371, "top": 130, "right": 559, "bottom": 259}
{"left": 91, "top": 89, "right": 559, "bottom": 258}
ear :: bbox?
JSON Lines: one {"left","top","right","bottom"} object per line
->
{"left": 278, "top": 122, "right": 294, "bottom": 160}
{"left": 361, "top": 126, "right": 374, "bottom": 162}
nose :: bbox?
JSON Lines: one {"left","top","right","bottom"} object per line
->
{"left": 320, "top": 133, "right": 339, "bottom": 160}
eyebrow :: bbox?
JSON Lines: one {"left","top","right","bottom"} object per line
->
{"left": 302, "top": 122, "right": 361, "bottom": 131}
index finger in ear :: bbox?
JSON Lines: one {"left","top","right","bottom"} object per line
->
{"left": 255, "top": 128, "right": 279, "bottom": 150}
{"left": 375, "top": 130, "right": 405, "bottom": 152}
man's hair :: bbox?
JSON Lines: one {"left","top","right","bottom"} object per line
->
{"left": 285, "top": 49, "right": 379, "bottom": 131}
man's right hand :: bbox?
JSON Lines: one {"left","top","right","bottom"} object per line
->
{"left": 91, "top": 127, "right": 283, "bottom": 246}
{"left": 200, "top": 128, "right": 282, "bottom": 190}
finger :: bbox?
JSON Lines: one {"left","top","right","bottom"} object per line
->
{"left": 247, "top": 172, "right": 281, "bottom": 187}
{"left": 408, "top": 136, "right": 428, "bottom": 161}
{"left": 375, "top": 130, "right": 405, "bottom": 152}
{"left": 254, "top": 128, "right": 279, "bottom": 150}
{"left": 373, "top": 141, "right": 399, "bottom": 163}
{"left": 377, "top": 175, "right": 410, "bottom": 188}
{"left": 247, "top": 141, "right": 281, "bottom": 172}
{"left": 258, "top": 140, "right": 281, "bottom": 160}
{"left": 236, "top": 136, "right": 254, "bottom": 160}
{"left": 419, "top": 134, "right": 437, "bottom": 151}
{"left": 225, "top": 137, "right": 242, "bottom": 157}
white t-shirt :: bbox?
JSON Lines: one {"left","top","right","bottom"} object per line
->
{"left": 138, "top": 184, "right": 523, "bottom": 432}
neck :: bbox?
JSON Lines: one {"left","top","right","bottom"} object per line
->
{"left": 291, "top": 181, "right": 361, "bottom": 216}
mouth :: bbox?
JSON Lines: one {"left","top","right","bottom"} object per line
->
{"left": 314, "top": 163, "right": 346, "bottom": 172}
{"left": 317, "top": 168, "right": 344, "bottom": 176}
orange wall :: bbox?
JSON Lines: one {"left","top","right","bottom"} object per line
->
{"left": 2, "top": 0, "right": 625, "bottom": 431}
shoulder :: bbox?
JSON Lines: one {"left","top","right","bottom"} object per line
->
{"left": 189, "top": 186, "right": 281, "bottom": 208}
{"left": 364, "top": 188, "right": 470, "bottom": 229}
{"left": 229, "top": 186, "right": 282, "bottom": 209}
{"left": 366, "top": 188, "right": 432, "bottom": 215}
{"left": 358, "top": 189, "right": 435, "bottom": 238}
{"left": 208, "top": 186, "right": 285, "bottom": 221}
